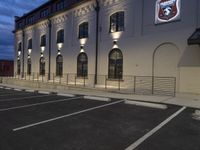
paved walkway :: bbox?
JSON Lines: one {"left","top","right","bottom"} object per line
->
{"left": 0, "top": 83, "right": 200, "bottom": 109}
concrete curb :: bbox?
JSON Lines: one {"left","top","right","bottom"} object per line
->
{"left": 125, "top": 100, "right": 168, "bottom": 109}
{"left": 25, "top": 89, "right": 36, "bottom": 93}
{"left": 83, "top": 96, "right": 111, "bottom": 102}
{"left": 57, "top": 93, "right": 75, "bottom": 97}
{"left": 38, "top": 91, "right": 50, "bottom": 94}
{"left": 14, "top": 88, "right": 22, "bottom": 91}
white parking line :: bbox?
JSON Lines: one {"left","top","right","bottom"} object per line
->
{"left": 13, "top": 100, "right": 124, "bottom": 131}
{"left": 125, "top": 106, "right": 186, "bottom": 150}
{"left": 84, "top": 96, "right": 111, "bottom": 102}
{"left": 125, "top": 100, "right": 167, "bottom": 109}
{"left": 0, "top": 96, "right": 82, "bottom": 112}
{"left": 0, "top": 94, "right": 51, "bottom": 102}
{"left": 57, "top": 93, "right": 75, "bottom": 97}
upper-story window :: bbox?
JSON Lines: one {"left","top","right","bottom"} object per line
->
{"left": 28, "top": 39, "right": 32, "bottom": 49}
{"left": 57, "top": 29, "right": 64, "bottom": 43}
{"left": 40, "top": 35, "right": 46, "bottom": 47}
{"left": 40, "top": 9, "right": 49, "bottom": 18}
{"left": 27, "top": 16, "right": 34, "bottom": 24}
{"left": 56, "top": 0, "right": 65, "bottom": 11}
{"left": 110, "top": 11, "right": 125, "bottom": 33}
{"left": 17, "top": 22, "right": 23, "bottom": 29}
{"left": 79, "top": 22, "right": 89, "bottom": 39}
{"left": 18, "top": 42, "right": 22, "bottom": 52}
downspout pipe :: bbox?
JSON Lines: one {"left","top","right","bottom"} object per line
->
{"left": 48, "top": 18, "right": 52, "bottom": 80}
{"left": 94, "top": 0, "right": 100, "bottom": 84}
{"left": 22, "top": 29, "right": 25, "bottom": 78}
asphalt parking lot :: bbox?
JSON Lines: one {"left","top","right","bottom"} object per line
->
{"left": 0, "top": 87, "right": 199, "bottom": 150}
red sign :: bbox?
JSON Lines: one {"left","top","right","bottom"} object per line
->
{"left": 155, "top": 0, "right": 181, "bottom": 24}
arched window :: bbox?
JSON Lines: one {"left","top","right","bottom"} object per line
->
{"left": 57, "top": 29, "right": 64, "bottom": 44}
{"left": 77, "top": 52, "right": 88, "bottom": 77}
{"left": 27, "top": 58, "right": 31, "bottom": 75}
{"left": 56, "top": 55, "right": 63, "bottom": 76}
{"left": 108, "top": 48, "right": 123, "bottom": 79}
{"left": 39, "top": 57, "right": 45, "bottom": 75}
{"left": 79, "top": 22, "right": 89, "bottom": 39}
{"left": 17, "top": 59, "right": 21, "bottom": 75}
{"left": 110, "top": 11, "right": 124, "bottom": 33}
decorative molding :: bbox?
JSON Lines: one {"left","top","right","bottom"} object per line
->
{"left": 74, "top": 3, "right": 94, "bottom": 17}
{"left": 52, "top": 13, "right": 68, "bottom": 24}
{"left": 100, "top": 0, "right": 122, "bottom": 7}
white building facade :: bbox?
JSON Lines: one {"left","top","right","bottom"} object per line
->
{"left": 14, "top": 0, "right": 200, "bottom": 95}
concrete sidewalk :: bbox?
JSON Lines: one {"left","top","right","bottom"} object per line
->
{"left": 0, "top": 83, "right": 200, "bottom": 109}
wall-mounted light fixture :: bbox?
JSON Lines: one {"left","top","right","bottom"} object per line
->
{"left": 80, "top": 45, "right": 84, "bottom": 53}
{"left": 112, "top": 40, "right": 119, "bottom": 49}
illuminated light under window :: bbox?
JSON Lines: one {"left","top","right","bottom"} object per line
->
{"left": 18, "top": 51, "right": 21, "bottom": 56}
{"left": 111, "top": 31, "right": 122, "bottom": 41}
{"left": 79, "top": 38, "right": 87, "bottom": 46}
{"left": 41, "top": 54, "right": 44, "bottom": 58}
{"left": 57, "top": 43, "right": 63, "bottom": 50}
{"left": 28, "top": 49, "right": 32, "bottom": 54}
{"left": 41, "top": 46, "right": 45, "bottom": 53}
{"left": 57, "top": 51, "right": 61, "bottom": 55}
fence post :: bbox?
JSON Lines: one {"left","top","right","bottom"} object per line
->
{"left": 37, "top": 73, "right": 39, "bottom": 82}
{"left": 152, "top": 76, "right": 154, "bottom": 95}
{"left": 118, "top": 78, "right": 120, "bottom": 91}
{"left": 66, "top": 74, "right": 68, "bottom": 85}
{"left": 134, "top": 76, "right": 136, "bottom": 94}
{"left": 32, "top": 72, "right": 34, "bottom": 81}
{"left": 105, "top": 75, "right": 107, "bottom": 89}
{"left": 174, "top": 77, "right": 176, "bottom": 97}
{"left": 53, "top": 73, "right": 55, "bottom": 84}
{"left": 42, "top": 73, "right": 44, "bottom": 82}
{"left": 59, "top": 75, "right": 61, "bottom": 84}
{"left": 75, "top": 75, "right": 77, "bottom": 86}
{"left": 84, "top": 75, "right": 86, "bottom": 87}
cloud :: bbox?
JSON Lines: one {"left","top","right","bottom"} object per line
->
{"left": 0, "top": 0, "right": 48, "bottom": 60}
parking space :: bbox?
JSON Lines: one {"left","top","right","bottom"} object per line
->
{"left": 0, "top": 86, "right": 199, "bottom": 150}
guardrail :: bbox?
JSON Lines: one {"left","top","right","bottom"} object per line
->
{"left": 5, "top": 72, "right": 176, "bottom": 96}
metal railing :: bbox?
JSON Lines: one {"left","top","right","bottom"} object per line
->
{"left": 9, "top": 72, "right": 176, "bottom": 96}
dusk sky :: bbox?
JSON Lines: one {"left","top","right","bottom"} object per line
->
{"left": 0, "top": 0, "right": 48, "bottom": 60}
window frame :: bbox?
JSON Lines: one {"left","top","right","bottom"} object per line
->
{"left": 108, "top": 48, "right": 123, "bottom": 80}
{"left": 109, "top": 11, "right": 125, "bottom": 33}
{"left": 78, "top": 22, "right": 89, "bottom": 39}
{"left": 39, "top": 57, "right": 45, "bottom": 76}
{"left": 56, "top": 55, "right": 63, "bottom": 77}
{"left": 57, "top": 29, "right": 64, "bottom": 43}
{"left": 77, "top": 52, "right": 88, "bottom": 78}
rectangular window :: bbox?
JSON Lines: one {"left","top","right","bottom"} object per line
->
{"left": 110, "top": 12, "right": 124, "bottom": 33}
{"left": 40, "top": 35, "right": 46, "bottom": 47}
{"left": 18, "top": 43, "right": 22, "bottom": 52}
{"left": 28, "top": 39, "right": 32, "bottom": 49}
{"left": 40, "top": 9, "right": 49, "bottom": 18}
{"left": 56, "top": 1, "right": 64, "bottom": 11}
{"left": 57, "top": 29, "right": 64, "bottom": 43}
{"left": 79, "top": 22, "right": 89, "bottom": 39}
{"left": 18, "top": 22, "right": 23, "bottom": 28}
{"left": 27, "top": 16, "right": 34, "bottom": 24}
